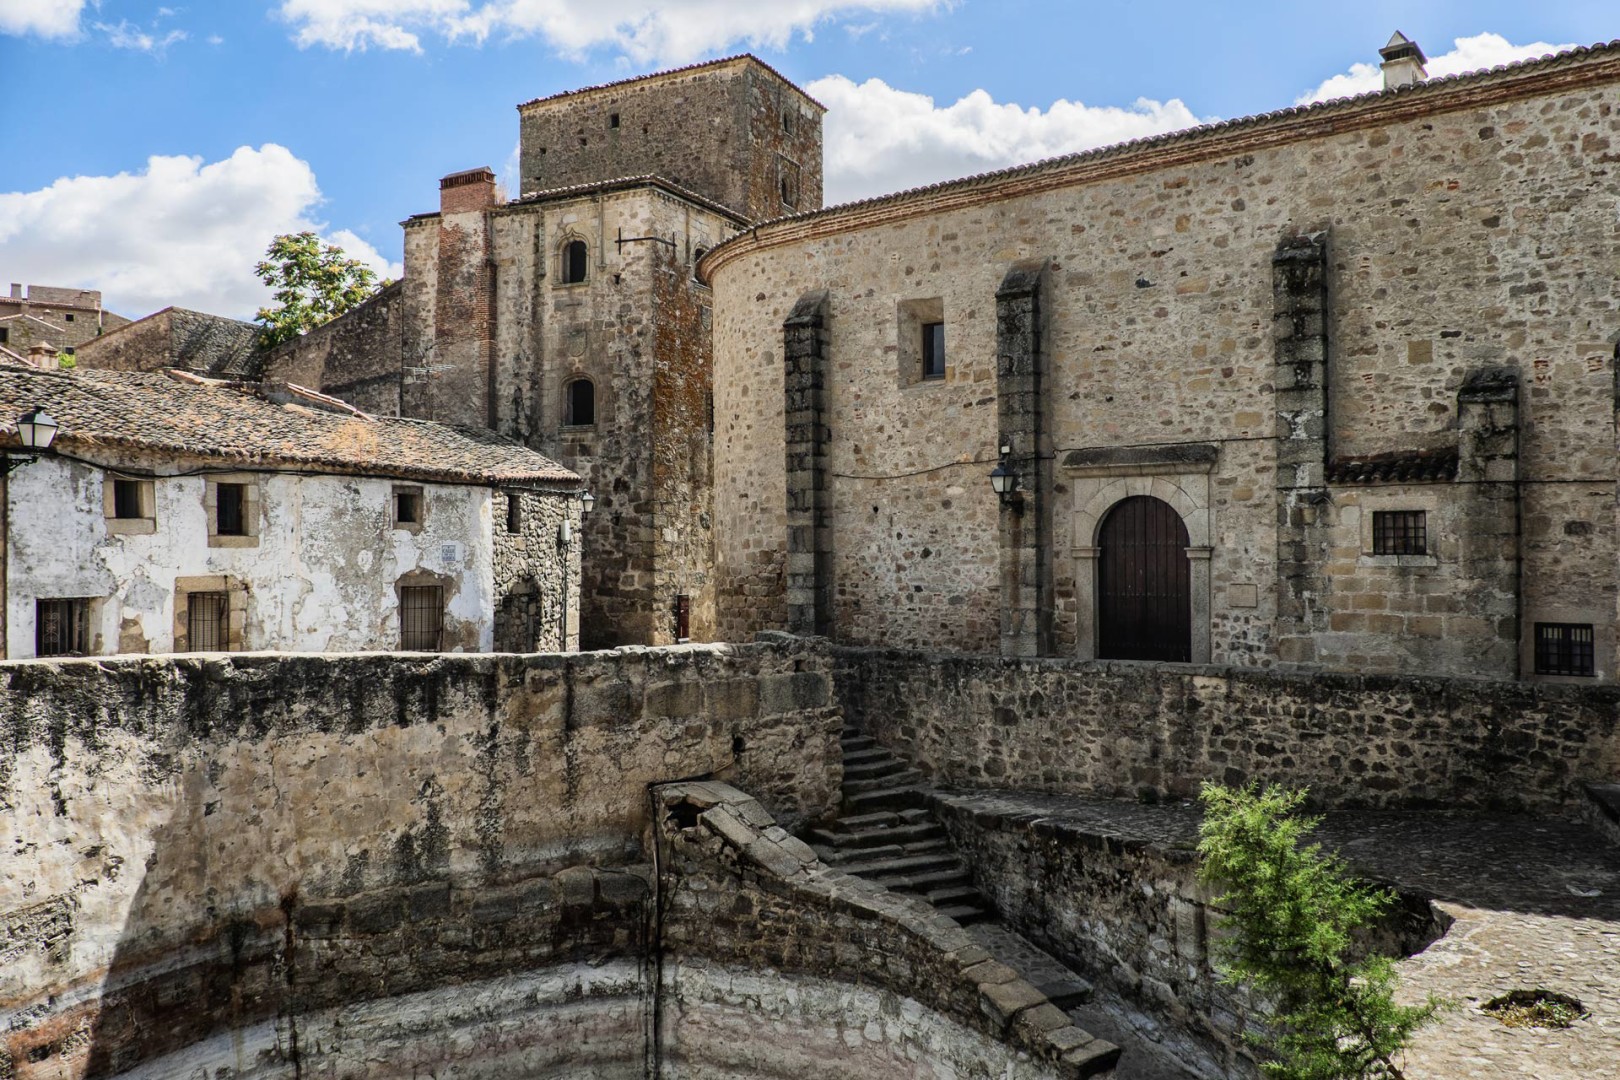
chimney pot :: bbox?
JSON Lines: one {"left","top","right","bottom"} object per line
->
{"left": 1380, "top": 31, "right": 1429, "bottom": 91}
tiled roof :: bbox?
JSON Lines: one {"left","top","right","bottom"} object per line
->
{"left": 1327, "top": 448, "right": 1459, "bottom": 485}
{"left": 702, "top": 39, "right": 1620, "bottom": 277}
{"left": 0, "top": 365, "right": 580, "bottom": 487}
{"left": 516, "top": 53, "right": 825, "bottom": 111}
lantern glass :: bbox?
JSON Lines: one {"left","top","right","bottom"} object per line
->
{"left": 989, "top": 463, "right": 1014, "bottom": 496}
{"left": 17, "top": 407, "right": 58, "bottom": 451}
{"left": 581, "top": 491, "right": 596, "bottom": 514}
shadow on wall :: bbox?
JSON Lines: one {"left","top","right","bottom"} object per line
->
{"left": 0, "top": 644, "right": 843, "bottom": 1078}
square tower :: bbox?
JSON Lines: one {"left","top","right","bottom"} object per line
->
{"left": 517, "top": 55, "right": 824, "bottom": 223}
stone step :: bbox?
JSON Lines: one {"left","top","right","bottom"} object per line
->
{"left": 825, "top": 810, "right": 901, "bottom": 832}
{"left": 897, "top": 808, "right": 931, "bottom": 824}
{"left": 841, "top": 746, "right": 890, "bottom": 766}
{"left": 843, "top": 786, "right": 929, "bottom": 813}
{"left": 819, "top": 843, "right": 906, "bottom": 866}
{"left": 811, "top": 822, "right": 943, "bottom": 850}
{"left": 877, "top": 867, "right": 972, "bottom": 892}
{"left": 844, "top": 757, "right": 908, "bottom": 781}
{"left": 1037, "top": 976, "right": 1095, "bottom": 1010}
{"left": 843, "top": 770, "right": 924, "bottom": 795}
{"left": 936, "top": 903, "right": 992, "bottom": 925}
{"left": 925, "top": 884, "right": 982, "bottom": 906}
{"left": 844, "top": 852, "right": 960, "bottom": 879}
{"left": 841, "top": 732, "right": 874, "bottom": 748}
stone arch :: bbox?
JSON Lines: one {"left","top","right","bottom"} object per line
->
{"left": 557, "top": 236, "right": 589, "bottom": 285}
{"left": 564, "top": 375, "right": 597, "bottom": 427}
{"left": 1062, "top": 446, "right": 1216, "bottom": 663}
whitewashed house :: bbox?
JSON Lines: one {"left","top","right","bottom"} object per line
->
{"left": 0, "top": 364, "right": 586, "bottom": 658}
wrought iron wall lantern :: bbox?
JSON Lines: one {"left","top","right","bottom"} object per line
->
{"left": 989, "top": 445, "right": 1024, "bottom": 514}
{"left": 5, "top": 407, "right": 59, "bottom": 473}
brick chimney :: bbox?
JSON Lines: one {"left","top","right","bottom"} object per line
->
{"left": 1380, "top": 31, "right": 1428, "bottom": 90}
{"left": 439, "top": 167, "right": 498, "bottom": 215}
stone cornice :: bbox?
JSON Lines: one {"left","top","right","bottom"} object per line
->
{"left": 701, "top": 42, "right": 1620, "bottom": 283}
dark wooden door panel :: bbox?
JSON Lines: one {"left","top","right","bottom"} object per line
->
{"left": 1098, "top": 495, "right": 1191, "bottom": 662}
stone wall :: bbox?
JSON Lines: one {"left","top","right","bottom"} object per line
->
{"left": 0, "top": 642, "right": 842, "bottom": 1077}
{"left": 258, "top": 282, "right": 404, "bottom": 414}
{"left": 707, "top": 50, "right": 1620, "bottom": 679}
{"left": 492, "top": 487, "right": 584, "bottom": 652}
{"left": 835, "top": 645, "right": 1620, "bottom": 814}
{"left": 75, "top": 308, "right": 262, "bottom": 378}
{"left": 518, "top": 57, "right": 823, "bottom": 223}
{"left": 654, "top": 782, "right": 1118, "bottom": 1078}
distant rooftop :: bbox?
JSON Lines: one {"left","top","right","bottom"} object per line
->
{"left": 517, "top": 53, "right": 825, "bottom": 112}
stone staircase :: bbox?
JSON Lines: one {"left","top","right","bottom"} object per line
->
{"left": 806, "top": 728, "right": 994, "bottom": 924}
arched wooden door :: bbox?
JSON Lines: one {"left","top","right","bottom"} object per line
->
{"left": 1097, "top": 496, "right": 1191, "bottom": 662}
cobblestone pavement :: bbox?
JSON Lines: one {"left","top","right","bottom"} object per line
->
{"left": 945, "top": 791, "right": 1620, "bottom": 1080}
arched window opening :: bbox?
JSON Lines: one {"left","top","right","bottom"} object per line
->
{"left": 561, "top": 240, "right": 588, "bottom": 284}
{"left": 692, "top": 247, "right": 707, "bottom": 282}
{"left": 566, "top": 378, "right": 596, "bottom": 427}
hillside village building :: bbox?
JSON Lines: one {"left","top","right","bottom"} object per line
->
{"left": 0, "top": 364, "right": 583, "bottom": 658}
{"left": 0, "top": 284, "right": 128, "bottom": 365}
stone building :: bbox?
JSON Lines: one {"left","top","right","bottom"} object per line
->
{"left": 0, "top": 283, "right": 129, "bottom": 362}
{"left": 704, "top": 40, "right": 1620, "bottom": 683}
{"left": 264, "top": 56, "right": 825, "bottom": 648}
{"left": 72, "top": 305, "right": 262, "bottom": 378}
{"left": 0, "top": 363, "right": 583, "bottom": 658}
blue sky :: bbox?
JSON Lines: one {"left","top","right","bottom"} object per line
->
{"left": 1, "top": 1, "right": 1614, "bottom": 318}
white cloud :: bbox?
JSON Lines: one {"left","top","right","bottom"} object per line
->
{"left": 95, "top": 19, "right": 187, "bottom": 53}
{"left": 274, "top": 0, "right": 940, "bottom": 63}
{"left": 0, "top": 145, "right": 401, "bottom": 320}
{"left": 0, "top": 0, "right": 86, "bottom": 38}
{"left": 1297, "top": 32, "right": 1579, "bottom": 104}
{"left": 809, "top": 75, "right": 1204, "bottom": 205}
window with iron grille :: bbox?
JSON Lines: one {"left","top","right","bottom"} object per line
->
{"left": 187, "top": 592, "right": 230, "bottom": 652}
{"left": 113, "top": 478, "right": 145, "bottom": 519}
{"left": 1371, "top": 510, "right": 1426, "bottom": 556}
{"left": 400, "top": 586, "right": 444, "bottom": 651}
{"left": 216, "top": 483, "right": 246, "bottom": 536}
{"left": 1535, "top": 623, "right": 1595, "bottom": 677}
{"left": 35, "top": 599, "right": 89, "bottom": 657}
{"left": 922, "top": 322, "right": 946, "bottom": 380}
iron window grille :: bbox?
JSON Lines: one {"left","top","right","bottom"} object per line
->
{"left": 1535, "top": 623, "right": 1595, "bottom": 677}
{"left": 216, "top": 483, "right": 246, "bottom": 536}
{"left": 922, "top": 322, "right": 946, "bottom": 380}
{"left": 400, "top": 585, "right": 445, "bottom": 651}
{"left": 1371, "top": 510, "right": 1426, "bottom": 556}
{"left": 113, "top": 478, "right": 144, "bottom": 519}
{"left": 35, "top": 599, "right": 89, "bottom": 657}
{"left": 187, "top": 591, "right": 230, "bottom": 652}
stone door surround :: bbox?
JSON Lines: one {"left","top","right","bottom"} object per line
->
{"left": 1063, "top": 443, "right": 1215, "bottom": 663}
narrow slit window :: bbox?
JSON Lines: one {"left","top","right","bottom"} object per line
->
{"left": 567, "top": 378, "right": 596, "bottom": 427}
{"left": 505, "top": 492, "right": 523, "bottom": 534}
{"left": 400, "top": 586, "right": 445, "bottom": 651}
{"left": 675, "top": 594, "right": 691, "bottom": 643}
{"left": 216, "top": 483, "right": 246, "bottom": 536}
{"left": 35, "top": 599, "right": 89, "bottom": 657}
{"left": 609, "top": 113, "right": 620, "bottom": 129}
{"left": 1371, "top": 510, "right": 1426, "bottom": 556}
{"left": 921, "top": 322, "right": 946, "bottom": 380}
{"left": 562, "top": 240, "right": 588, "bottom": 284}
{"left": 1535, "top": 623, "right": 1595, "bottom": 677}
{"left": 187, "top": 592, "right": 229, "bottom": 652}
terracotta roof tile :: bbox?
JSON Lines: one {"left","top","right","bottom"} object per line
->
{"left": 0, "top": 365, "right": 580, "bottom": 488}
{"left": 1327, "top": 447, "right": 1459, "bottom": 485}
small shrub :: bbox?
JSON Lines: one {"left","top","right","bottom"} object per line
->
{"left": 1197, "top": 783, "right": 1445, "bottom": 1080}
{"left": 1483, "top": 989, "right": 1584, "bottom": 1030}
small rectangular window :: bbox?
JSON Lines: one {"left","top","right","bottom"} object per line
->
{"left": 0, "top": 328, "right": 9, "bottom": 344}
{"left": 395, "top": 488, "right": 422, "bottom": 526}
{"left": 922, "top": 322, "right": 946, "bottom": 380}
{"left": 113, "top": 478, "right": 145, "bottom": 519}
{"left": 1371, "top": 510, "right": 1426, "bottom": 556}
{"left": 187, "top": 592, "right": 230, "bottom": 652}
{"left": 216, "top": 483, "right": 246, "bottom": 536}
{"left": 1535, "top": 623, "right": 1595, "bottom": 677}
{"left": 505, "top": 492, "right": 523, "bottom": 534}
{"left": 400, "top": 586, "right": 444, "bottom": 651}
{"left": 675, "top": 594, "right": 691, "bottom": 643}
{"left": 35, "top": 598, "right": 90, "bottom": 657}
{"left": 64, "top": 313, "right": 74, "bottom": 322}
{"left": 609, "top": 113, "right": 620, "bottom": 128}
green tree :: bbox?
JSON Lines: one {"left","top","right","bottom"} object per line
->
{"left": 1196, "top": 783, "right": 1444, "bottom": 1080}
{"left": 253, "top": 231, "right": 381, "bottom": 348}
